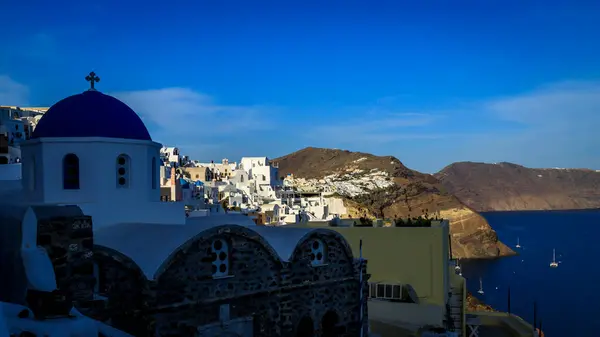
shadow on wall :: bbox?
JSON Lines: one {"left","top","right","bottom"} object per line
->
{"left": 296, "top": 316, "right": 314, "bottom": 337}
{"left": 322, "top": 310, "right": 340, "bottom": 337}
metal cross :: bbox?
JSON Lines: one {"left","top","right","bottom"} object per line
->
{"left": 85, "top": 71, "right": 100, "bottom": 91}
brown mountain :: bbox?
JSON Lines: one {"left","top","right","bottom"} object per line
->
{"left": 434, "top": 161, "right": 600, "bottom": 212}
{"left": 273, "top": 147, "right": 515, "bottom": 259}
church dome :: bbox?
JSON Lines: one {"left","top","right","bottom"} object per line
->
{"left": 32, "top": 88, "right": 152, "bottom": 141}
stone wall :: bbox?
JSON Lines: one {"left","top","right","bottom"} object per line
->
{"left": 283, "top": 231, "right": 363, "bottom": 337}
{"left": 79, "top": 246, "right": 152, "bottom": 336}
{"left": 154, "top": 226, "right": 283, "bottom": 336}
{"left": 87, "top": 225, "right": 365, "bottom": 337}
{"left": 35, "top": 209, "right": 95, "bottom": 304}
{"left": 153, "top": 226, "right": 363, "bottom": 337}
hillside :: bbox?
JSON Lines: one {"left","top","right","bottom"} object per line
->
{"left": 273, "top": 147, "right": 515, "bottom": 259}
{"left": 435, "top": 162, "right": 600, "bottom": 212}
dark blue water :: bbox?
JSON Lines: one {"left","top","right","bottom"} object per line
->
{"left": 461, "top": 209, "right": 600, "bottom": 337}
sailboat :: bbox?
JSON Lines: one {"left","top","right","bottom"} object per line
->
{"left": 550, "top": 249, "right": 559, "bottom": 268}
{"left": 477, "top": 277, "right": 485, "bottom": 295}
{"left": 454, "top": 259, "right": 461, "bottom": 273}
{"left": 515, "top": 237, "right": 521, "bottom": 248}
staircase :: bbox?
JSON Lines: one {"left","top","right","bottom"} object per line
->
{"left": 447, "top": 285, "right": 464, "bottom": 337}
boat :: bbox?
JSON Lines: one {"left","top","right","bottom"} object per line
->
{"left": 550, "top": 249, "right": 559, "bottom": 268}
{"left": 454, "top": 258, "right": 461, "bottom": 273}
{"left": 515, "top": 237, "right": 521, "bottom": 248}
{"left": 477, "top": 277, "right": 484, "bottom": 295}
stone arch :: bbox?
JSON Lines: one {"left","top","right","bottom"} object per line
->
{"left": 153, "top": 225, "right": 287, "bottom": 335}
{"left": 155, "top": 224, "right": 285, "bottom": 277}
{"left": 289, "top": 229, "right": 354, "bottom": 264}
{"left": 295, "top": 315, "right": 314, "bottom": 337}
{"left": 92, "top": 245, "right": 148, "bottom": 283}
{"left": 321, "top": 310, "right": 340, "bottom": 337}
{"left": 88, "top": 245, "right": 151, "bottom": 336}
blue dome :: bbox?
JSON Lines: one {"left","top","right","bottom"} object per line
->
{"left": 32, "top": 90, "right": 152, "bottom": 141}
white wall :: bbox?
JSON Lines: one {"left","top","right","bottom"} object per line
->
{"left": 20, "top": 143, "right": 44, "bottom": 203}
{"left": 79, "top": 200, "right": 185, "bottom": 229}
{"left": 325, "top": 197, "right": 348, "bottom": 216}
{"left": 0, "top": 163, "right": 21, "bottom": 181}
{"left": 21, "top": 137, "right": 162, "bottom": 204}
{"left": 240, "top": 157, "right": 268, "bottom": 170}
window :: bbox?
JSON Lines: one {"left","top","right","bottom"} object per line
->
{"left": 210, "top": 239, "right": 230, "bottom": 278}
{"left": 262, "top": 175, "right": 266, "bottom": 181}
{"left": 310, "top": 239, "right": 326, "bottom": 266}
{"left": 29, "top": 157, "right": 35, "bottom": 190}
{"left": 151, "top": 157, "right": 157, "bottom": 189}
{"left": 368, "top": 282, "right": 402, "bottom": 300}
{"left": 240, "top": 175, "right": 244, "bottom": 182}
{"left": 116, "top": 154, "right": 130, "bottom": 188}
{"left": 63, "top": 153, "right": 80, "bottom": 189}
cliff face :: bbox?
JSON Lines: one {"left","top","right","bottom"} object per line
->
{"left": 435, "top": 162, "right": 600, "bottom": 212}
{"left": 273, "top": 147, "right": 515, "bottom": 259}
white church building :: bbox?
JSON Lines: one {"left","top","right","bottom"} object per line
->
{"left": 16, "top": 80, "right": 185, "bottom": 229}
{"left": 0, "top": 73, "right": 368, "bottom": 337}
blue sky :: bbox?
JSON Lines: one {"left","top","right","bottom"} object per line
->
{"left": 1, "top": 1, "right": 600, "bottom": 173}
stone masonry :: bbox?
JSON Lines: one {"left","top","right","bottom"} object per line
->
{"left": 48, "top": 222, "right": 366, "bottom": 337}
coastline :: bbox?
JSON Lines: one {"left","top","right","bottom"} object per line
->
{"left": 482, "top": 207, "right": 600, "bottom": 213}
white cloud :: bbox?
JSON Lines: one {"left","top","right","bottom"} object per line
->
{"left": 462, "top": 81, "right": 600, "bottom": 169}
{"left": 303, "top": 80, "right": 600, "bottom": 171}
{"left": 484, "top": 81, "right": 600, "bottom": 128}
{"left": 0, "top": 76, "right": 29, "bottom": 106}
{"left": 112, "top": 87, "right": 280, "bottom": 155}
{"left": 307, "top": 110, "right": 443, "bottom": 144}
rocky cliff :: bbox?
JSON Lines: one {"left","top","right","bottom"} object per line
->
{"left": 435, "top": 162, "right": 600, "bottom": 212}
{"left": 273, "top": 147, "right": 515, "bottom": 259}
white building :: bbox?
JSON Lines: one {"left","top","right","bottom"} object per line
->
{"left": 0, "top": 73, "right": 368, "bottom": 337}
{"left": 196, "top": 158, "right": 237, "bottom": 179}
{"left": 160, "top": 146, "right": 181, "bottom": 165}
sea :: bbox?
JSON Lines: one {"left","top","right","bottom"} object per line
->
{"left": 461, "top": 209, "right": 600, "bottom": 337}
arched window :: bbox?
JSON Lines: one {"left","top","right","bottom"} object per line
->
{"left": 116, "top": 154, "right": 131, "bottom": 188}
{"left": 151, "top": 157, "right": 157, "bottom": 190}
{"left": 310, "top": 239, "right": 326, "bottom": 266}
{"left": 210, "top": 238, "right": 229, "bottom": 278}
{"left": 63, "top": 153, "right": 80, "bottom": 189}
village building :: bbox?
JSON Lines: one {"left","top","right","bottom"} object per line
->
{"left": 294, "top": 219, "right": 540, "bottom": 337}
{"left": 0, "top": 73, "right": 368, "bottom": 337}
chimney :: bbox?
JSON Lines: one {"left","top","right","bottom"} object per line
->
{"left": 171, "top": 166, "right": 179, "bottom": 201}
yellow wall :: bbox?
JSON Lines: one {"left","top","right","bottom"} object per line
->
{"left": 297, "top": 221, "right": 450, "bottom": 307}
